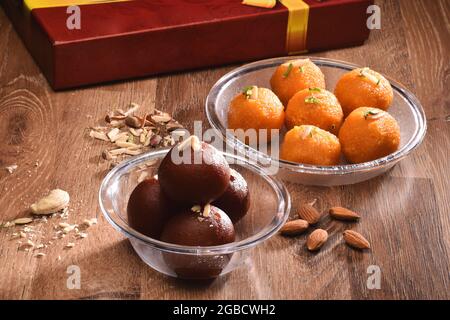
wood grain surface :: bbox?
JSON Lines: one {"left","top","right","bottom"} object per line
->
{"left": 0, "top": 0, "right": 449, "bottom": 299}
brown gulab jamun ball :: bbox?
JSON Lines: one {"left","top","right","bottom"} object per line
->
{"left": 228, "top": 86, "right": 284, "bottom": 143}
{"left": 339, "top": 107, "right": 400, "bottom": 164}
{"left": 158, "top": 136, "right": 230, "bottom": 205}
{"left": 285, "top": 87, "right": 344, "bottom": 135}
{"left": 127, "top": 177, "right": 176, "bottom": 239}
{"left": 270, "top": 58, "right": 325, "bottom": 106}
{"left": 280, "top": 125, "right": 341, "bottom": 166}
{"left": 160, "top": 205, "right": 235, "bottom": 279}
{"left": 212, "top": 168, "right": 250, "bottom": 223}
{"left": 334, "top": 67, "right": 393, "bottom": 116}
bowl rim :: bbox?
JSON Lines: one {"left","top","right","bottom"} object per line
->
{"left": 98, "top": 147, "right": 291, "bottom": 255}
{"left": 205, "top": 56, "right": 427, "bottom": 175}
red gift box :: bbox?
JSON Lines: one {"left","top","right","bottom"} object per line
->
{"left": 2, "top": 0, "right": 373, "bottom": 90}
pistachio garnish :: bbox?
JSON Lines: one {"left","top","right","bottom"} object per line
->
{"left": 363, "top": 110, "right": 382, "bottom": 119}
{"left": 283, "top": 63, "right": 293, "bottom": 78}
{"left": 304, "top": 96, "right": 320, "bottom": 104}
{"left": 242, "top": 86, "right": 254, "bottom": 99}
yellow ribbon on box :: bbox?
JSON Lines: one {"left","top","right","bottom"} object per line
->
{"left": 24, "top": 0, "right": 130, "bottom": 11}
{"left": 243, "top": 0, "right": 309, "bottom": 54}
{"left": 279, "top": 0, "right": 309, "bottom": 54}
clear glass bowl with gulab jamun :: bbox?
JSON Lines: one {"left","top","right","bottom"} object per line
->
{"left": 99, "top": 136, "right": 290, "bottom": 280}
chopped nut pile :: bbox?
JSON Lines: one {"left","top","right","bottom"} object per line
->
{"left": 1, "top": 189, "right": 98, "bottom": 258}
{"left": 89, "top": 103, "right": 185, "bottom": 167}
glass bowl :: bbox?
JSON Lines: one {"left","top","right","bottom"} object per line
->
{"left": 99, "top": 148, "right": 290, "bottom": 279}
{"left": 206, "top": 56, "right": 427, "bottom": 186}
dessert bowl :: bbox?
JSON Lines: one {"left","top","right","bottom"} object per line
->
{"left": 99, "top": 148, "right": 290, "bottom": 279}
{"left": 206, "top": 56, "right": 427, "bottom": 186}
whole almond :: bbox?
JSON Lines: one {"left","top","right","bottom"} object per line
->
{"left": 343, "top": 230, "right": 370, "bottom": 249}
{"left": 329, "top": 207, "right": 360, "bottom": 221}
{"left": 306, "top": 229, "right": 328, "bottom": 251}
{"left": 280, "top": 219, "right": 309, "bottom": 236}
{"left": 298, "top": 204, "right": 321, "bottom": 224}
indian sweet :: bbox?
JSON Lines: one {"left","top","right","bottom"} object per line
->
{"left": 158, "top": 135, "right": 230, "bottom": 205}
{"left": 334, "top": 67, "right": 393, "bottom": 116}
{"left": 338, "top": 107, "right": 400, "bottom": 163}
{"left": 127, "top": 177, "right": 175, "bottom": 239}
{"left": 160, "top": 204, "right": 235, "bottom": 279}
{"left": 280, "top": 125, "right": 341, "bottom": 166}
{"left": 227, "top": 86, "right": 285, "bottom": 143}
{"left": 285, "top": 87, "right": 343, "bottom": 135}
{"left": 270, "top": 58, "right": 325, "bottom": 106}
{"left": 212, "top": 168, "right": 250, "bottom": 223}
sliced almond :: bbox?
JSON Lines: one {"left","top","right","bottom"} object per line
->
{"left": 129, "top": 128, "right": 142, "bottom": 137}
{"left": 298, "top": 204, "right": 321, "bottom": 224}
{"left": 114, "top": 132, "right": 130, "bottom": 143}
{"left": 124, "top": 148, "right": 142, "bottom": 156}
{"left": 115, "top": 141, "right": 140, "bottom": 149}
{"left": 299, "top": 126, "right": 313, "bottom": 139}
{"left": 280, "top": 219, "right": 309, "bottom": 236}
{"left": 191, "top": 136, "right": 202, "bottom": 152}
{"left": 107, "top": 128, "right": 120, "bottom": 142}
{"left": 306, "top": 229, "right": 328, "bottom": 251}
{"left": 144, "top": 134, "right": 153, "bottom": 147}
{"left": 89, "top": 130, "right": 109, "bottom": 141}
{"left": 30, "top": 189, "right": 70, "bottom": 215}
{"left": 203, "top": 204, "right": 211, "bottom": 217}
{"left": 13, "top": 218, "right": 33, "bottom": 225}
{"left": 138, "top": 132, "right": 145, "bottom": 144}
{"left": 151, "top": 114, "right": 172, "bottom": 123}
{"left": 359, "top": 67, "right": 380, "bottom": 85}
{"left": 329, "top": 207, "right": 360, "bottom": 221}
{"left": 343, "top": 230, "right": 370, "bottom": 249}
{"left": 177, "top": 135, "right": 200, "bottom": 152}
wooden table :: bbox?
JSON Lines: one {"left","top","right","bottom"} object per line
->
{"left": 0, "top": 0, "right": 449, "bottom": 300}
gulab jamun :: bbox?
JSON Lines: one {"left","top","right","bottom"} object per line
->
{"left": 280, "top": 125, "right": 341, "bottom": 166}
{"left": 285, "top": 87, "right": 344, "bottom": 135}
{"left": 212, "top": 168, "right": 250, "bottom": 223}
{"left": 339, "top": 107, "right": 400, "bottom": 163}
{"left": 127, "top": 177, "right": 175, "bottom": 239}
{"left": 227, "top": 86, "right": 284, "bottom": 143}
{"left": 270, "top": 59, "right": 325, "bottom": 106}
{"left": 158, "top": 136, "right": 230, "bottom": 205}
{"left": 160, "top": 205, "right": 235, "bottom": 279}
{"left": 334, "top": 67, "right": 393, "bottom": 116}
